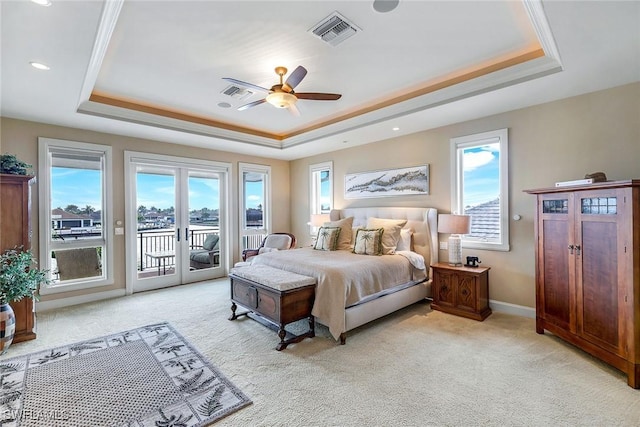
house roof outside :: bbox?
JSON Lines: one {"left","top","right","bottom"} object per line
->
{"left": 51, "top": 208, "right": 92, "bottom": 220}
{"left": 465, "top": 198, "right": 500, "bottom": 240}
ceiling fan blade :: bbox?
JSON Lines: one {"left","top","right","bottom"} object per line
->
{"left": 287, "top": 103, "right": 301, "bottom": 117}
{"left": 282, "top": 66, "right": 308, "bottom": 93}
{"left": 237, "top": 99, "right": 266, "bottom": 111}
{"left": 222, "top": 77, "right": 270, "bottom": 93}
{"left": 295, "top": 93, "right": 342, "bottom": 100}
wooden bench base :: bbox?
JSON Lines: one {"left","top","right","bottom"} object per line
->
{"left": 229, "top": 266, "right": 316, "bottom": 351}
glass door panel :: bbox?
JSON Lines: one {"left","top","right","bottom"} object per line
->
{"left": 184, "top": 172, "right": 223, "bottom": 281}
{"left": 135, "top": 169, "right": 179, "bottom": 286}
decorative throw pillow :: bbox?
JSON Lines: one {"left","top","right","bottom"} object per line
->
{"left": 314, "top": 226, "right": 341, "bottom": 251}
{"left": 322, "top": 216, "right": 354, "bottom": 250}
{"left": 396, "top": 228, "right": 413, "bottom": 252}
{"left": 352, "top": 228, "right": 384, "bottom": 256}
{"left": 366, "top": 217, "right": 408, "bottom": 255}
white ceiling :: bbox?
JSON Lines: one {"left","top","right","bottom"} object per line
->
{"left": 1, "top": 1, "right": 638, "bottom": 160}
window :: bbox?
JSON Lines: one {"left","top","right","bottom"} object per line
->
{"left": 309, "top": 161, "right": 333, "bottom": 234}
{"left": 450, "top": 128, "right": 509, "bottom": 251}
{"left": 239, "top": 162, "right": 271, "bottom": 253}
{"left": 38, "top": 138, "right": 113, "bottom": 293}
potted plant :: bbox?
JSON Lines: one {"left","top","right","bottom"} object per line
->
{"left": 0, "top": 154, "right": 33, "bottom": 175}
{"left": 0, "top": 248, "right": 50, "bottom": 354}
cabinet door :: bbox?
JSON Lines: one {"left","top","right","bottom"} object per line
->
{"left": 434, "top": 270, "right": 456, "bottom": 309}
{"left": 456, "top": 274, "right": 478, "bottom": 312}
{"left": 575, "top": 189, "right": 624, "bottom": 355}
{"left": 537, "top": 193, "right": 575, "bottom": 332}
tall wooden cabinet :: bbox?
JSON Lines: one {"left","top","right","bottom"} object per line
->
{"left": 526, "top": 180, "right": 640, "bottom": 388}
{"left": 0, "top": 174, "right": 37, "bottom": 343}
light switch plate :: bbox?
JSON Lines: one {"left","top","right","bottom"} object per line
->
{"left": 115, "top": 227, "right": 124, "bottom": 235}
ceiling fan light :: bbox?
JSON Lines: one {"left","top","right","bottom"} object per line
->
{"left": 266, "top": 92, "right": 297, "bottom": 108}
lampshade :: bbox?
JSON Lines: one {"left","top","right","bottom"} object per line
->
{"left": 437, "top": 214, "right": 471, "bottom": 235}
{"left": 438, "top": 214, "right": 471, "bottom": 266}
{"left": 266, "top": 92, "right": 297, "bottom": 108}
{"left": 310, "top": 213, "right": 330, "bottom": 227}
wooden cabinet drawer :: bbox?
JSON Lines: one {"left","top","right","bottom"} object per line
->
{"left": 256, "top": 289, "right": 279, "bottom": 323}
{"left": 232, "top": 281, "right": 258, "bottom": 309}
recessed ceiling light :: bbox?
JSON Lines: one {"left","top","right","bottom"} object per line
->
{"left": 392, "top": 127, "right": 400, "bottom": 131}
{"left": 373, "top": 0, "right": 399, "bottom": 13}
{"left": 217, "top": 102, "right": 232, "bottom": 108}
{"left": 31, "top": 0, "right": 52, "bottom": 6}
{"left": 30, "top": 62, "right": 50, "bottom": 70}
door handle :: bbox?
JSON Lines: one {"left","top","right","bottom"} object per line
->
{"left": 185, "top": 227, "right": 189, "bottom": 241}
{"left": 176, "top": 229, "right": 180, "bottom": 242}
{"left": 568, "top": 244, "right": 574, "bottom": 254}
{"left": 575, "top": 245, "right": 581, "bottom": 256}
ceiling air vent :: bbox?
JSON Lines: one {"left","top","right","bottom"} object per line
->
{"left": 221, "top": 85, "right": 254, "bottom": 101}
{"left": 309, "top": 12, "right": 360, "bottom": 47}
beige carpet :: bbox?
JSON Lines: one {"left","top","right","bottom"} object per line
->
{"left": 2, "top": 279, "right": 639, "bottom": 426}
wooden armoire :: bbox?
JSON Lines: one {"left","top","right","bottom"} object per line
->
{"left": 0, "top": 173, "right": 37, "bottom": 343}
{"left": 526, "top": 180, "right": 639, "bottom": 388}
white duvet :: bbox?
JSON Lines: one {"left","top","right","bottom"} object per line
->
{"left": 250, "top": 247, "right": 427, "bottom": 340}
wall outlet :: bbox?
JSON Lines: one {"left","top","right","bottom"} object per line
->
{"left": 439, "top": 241, "right": 448, "bottom": 250}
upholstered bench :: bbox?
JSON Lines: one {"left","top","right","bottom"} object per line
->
{"left": 229, "top": 265, "right": 316, "bottom": 351}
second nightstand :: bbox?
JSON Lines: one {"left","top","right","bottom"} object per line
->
{"left": 431, "top": 262, "right": 491, "bottom": 321}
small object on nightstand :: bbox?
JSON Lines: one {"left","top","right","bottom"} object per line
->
{"left": 464, "top": 256, "right": 480, "bottom": 268}
{"left": 430, "top": 263, "right": 491, "bottom": 321}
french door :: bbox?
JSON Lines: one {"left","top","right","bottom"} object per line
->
{"left": 125, "top": 152, "right": 230, "bottom": 293}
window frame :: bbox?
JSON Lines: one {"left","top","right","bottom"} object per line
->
{"left": 38, "top": 137, "right": 114, "bottom": 294}
{"left": 450, "top": 128, "right": 509, "bottom": 252}
{"left": 238, "top": 162, "right": 271, "bottom": 254}
{"left": 309, "top": 161, "right": 333, "bottom": 235}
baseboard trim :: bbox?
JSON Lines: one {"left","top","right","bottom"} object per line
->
{"left": 490, "top": 299, "right": 535, "bottom": 319}
{"left": 35, "top": 289, "right": 126, "bottom": 312}
{"left": 34, "top": 288, "right": 534, "bottom": 318}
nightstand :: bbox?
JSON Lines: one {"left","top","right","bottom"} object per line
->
{"left": 431, "top": 263, "right": 491, "bottom": 321}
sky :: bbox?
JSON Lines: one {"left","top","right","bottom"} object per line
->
{"left": 52, "top": 168, "right": 264, "bottom": 212}
{"left": 462, "top": 143, "right": 500, "bottom": 208}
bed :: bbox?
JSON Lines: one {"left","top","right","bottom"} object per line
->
{"left": 250, "top": 207, "right": 438, "bottom": 344}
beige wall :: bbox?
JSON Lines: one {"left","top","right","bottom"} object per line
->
{"left": 0, "top": 118, "right": 291, "bottom": 302}
{"left": 290, "top": 82, "right": 640, "bottom": 309}
{"left": 2, "top": 82, "right": 638, "bottom": 308}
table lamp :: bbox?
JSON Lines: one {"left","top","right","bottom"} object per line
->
{"left": 310, "top": 213, "right": 330, "bottom": 228}
{"left": 438, "top": 214, "right": 471, "bottom": 266}
{"left": 310, "top": 214, "right": 330, "bottom": 243}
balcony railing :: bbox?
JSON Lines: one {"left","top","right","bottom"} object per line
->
{"left": 138, "top": 227, "right": 219, "bottom": 271}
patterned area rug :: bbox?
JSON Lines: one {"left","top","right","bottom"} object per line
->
{"left": 0, "top": 322, "right": 251, "bottom": 426}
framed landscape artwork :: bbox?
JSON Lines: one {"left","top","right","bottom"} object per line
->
{"left": 344, "top": 165, "right": 429, "bottom": 199}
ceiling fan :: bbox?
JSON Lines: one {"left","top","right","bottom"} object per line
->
{"left": 223, "top": 66, "right": 341, "bottom": 116}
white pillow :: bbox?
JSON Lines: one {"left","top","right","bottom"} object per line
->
{"left": 366, "top": 217, "right": 408, "bottom": 255}
{"left": 396, "top": 228, "right": 413, "bottom": 252}
{"left": 323, "top": 216, "right": 354, "bottom": 250}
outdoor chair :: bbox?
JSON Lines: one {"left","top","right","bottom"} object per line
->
{"left": 190, "top": 234, "right": 220, "bottom": 269}
{"left": 55, "top": 248, "right": 102, "bottom": 281}
{"left": 241, "top": 232, "right": 296, "bottom": 262}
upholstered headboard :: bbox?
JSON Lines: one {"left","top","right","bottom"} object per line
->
{"left": 329, "top": 207, "right": 438, "bottom": 268}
